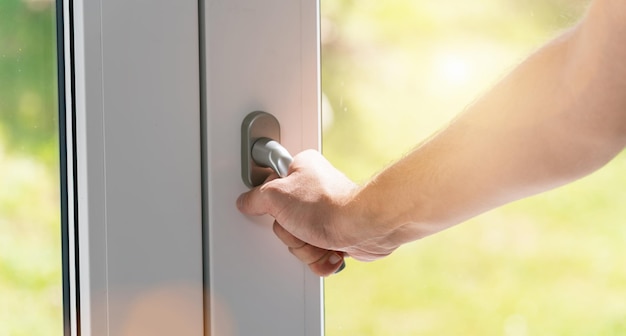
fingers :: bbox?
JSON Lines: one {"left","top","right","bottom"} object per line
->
{"left": 272, "top": 221, "right": 306, "bottom": 248}
{"left": 236, "top": 182, "right": 277, "bottom": 216}
{"left": 237, "top": 150, "right": 351, "bottom": 276}
{"left": 237, "top": 169, "right": 287, "bottom": 216}
{"left": 273, "top": 222, "right": 344, "bottom": 277}
{"left": 308, "top": 252, "right": 346, "bottom": 277}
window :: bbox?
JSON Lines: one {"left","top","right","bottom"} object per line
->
{"left": 7, "top": 1, "right": 618, "bottom": 335}
{"left": 322, "top": 1, "right": 626, "bottom": 335}
{"left": 61, "top": 1, "right": 320, "bottom": 334}
{"left": 0, "top": 0, "right": 64, "bottom": 334}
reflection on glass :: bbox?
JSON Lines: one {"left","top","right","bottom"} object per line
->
{"left": 322, "top": 1, "right": 626, "bottom": 335}
{"left": 0, "top": 0, "right": 62, "bottom": 334}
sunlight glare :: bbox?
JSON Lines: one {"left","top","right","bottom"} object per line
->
{"left": 436, "top": 54, "right": 471, "bottom": 86}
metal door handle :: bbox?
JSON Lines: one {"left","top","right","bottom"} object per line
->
{"left": 251, "top": 137, "right": 293, "bottom": 178}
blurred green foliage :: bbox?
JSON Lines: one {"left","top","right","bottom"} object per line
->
{"left": 0, "top": 144, "right": 63, "bottom": 335}
{"left": 0, "top": 0, "right": 58, "bottom": 164}
{"left": 0, "top": 0, "right": 62, "bottom": 334}
{"left": 2, "top": 0, "right": 625, "bottom": 335}
{"left": 321, "top": 1, "right": 626, "bottom": 335}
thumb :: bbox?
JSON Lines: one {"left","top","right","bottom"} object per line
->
{"left": 236, "top": 185, "right": 276, "bottom": 216}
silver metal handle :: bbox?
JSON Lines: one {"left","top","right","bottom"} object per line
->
{"left": 251, "top": 138, "right": 293, "bottom": 178}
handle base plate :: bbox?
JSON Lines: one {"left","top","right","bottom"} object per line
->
{"left": 241, "top": 111, "right": 281, "bottom": 188}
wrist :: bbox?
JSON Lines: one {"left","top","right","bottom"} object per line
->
{"left": 338, "top": 179, "right": 419, "bottom": 247}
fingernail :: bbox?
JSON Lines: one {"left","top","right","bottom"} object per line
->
{"left": 334, "top": 261, "right": 346, "bottom": 274}
{"left": 328, "top": 253, "right": 342, "bottom": 265}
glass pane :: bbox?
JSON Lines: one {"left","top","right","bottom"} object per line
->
{"left": 0, "top": 0, "right": 63, "bottom": 334}
{"left": 322, "top": 1, "right": 626, "bottom": 335}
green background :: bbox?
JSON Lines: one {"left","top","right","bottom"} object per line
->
{"left": 0, "top": 0, "right": 62, "bottom": 335}
{"left": 322, "top": 1, "right": 626, "bottom": 335}
{"left": 2, "top": 0, "right": 626, "bottom": 335}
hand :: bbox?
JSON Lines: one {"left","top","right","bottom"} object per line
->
{"left": 237, "top": 150, "right": 354, "bottom": 276}
{"left": 237, "top": 150, "right": 402, "bottom": 276}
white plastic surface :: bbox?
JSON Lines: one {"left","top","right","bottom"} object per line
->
{"left": 202, "top": 0, "right": 323, "bottom": 335}
{"left": 72, "top": 0, "right": 322, "bottom": 334}
{"left": 73, "top": 0, "right": 204, "bottom": 334}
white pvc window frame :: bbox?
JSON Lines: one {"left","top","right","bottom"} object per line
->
{"left": 63, "top": 0, "right": 323, "bottom": 335}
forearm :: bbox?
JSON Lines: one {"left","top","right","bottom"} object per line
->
{"left": 350, "top": 0, "right": 626, "bottom": 242}
{"left": 236, "top": 0, "right": 626, "bottom": 274}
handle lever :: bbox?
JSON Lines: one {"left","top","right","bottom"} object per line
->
{"left": 251, "top": 138, "right": 293, "bottom": 178}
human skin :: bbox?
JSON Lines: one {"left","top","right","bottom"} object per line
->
{"left": 237, "top": 0, "right": 626, "bottom": 277}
